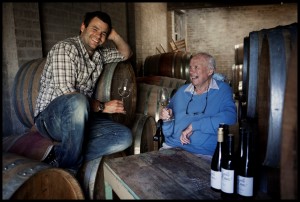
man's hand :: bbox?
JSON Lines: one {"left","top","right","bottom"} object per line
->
{"left": 91, "top": 99, "right": 126, "bottom": 114}
{"left": 159, "top": 108, "right": 173, "bottom": 121}
{"left": 180, "top": 124, "right": 193, "bottom": 145}
{"left": 103, "top": 100, "right": 126, "bottom": 114}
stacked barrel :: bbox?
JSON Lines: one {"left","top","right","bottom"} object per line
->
{"left": 3, "top": 152, "right": 84, "bottom": 199}
{"left": 235, "top": 23, "right": 297, "bottom": 199}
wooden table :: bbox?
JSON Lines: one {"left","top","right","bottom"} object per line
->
{"left": 103, "top": 148, "right": 221, "bottom": 199}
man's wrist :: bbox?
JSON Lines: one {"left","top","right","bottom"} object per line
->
{"left": 98, "top": 101, "right": 105, "bottom": 112}
{"left": 163, "top": 119, "right": 173, "bottom": 123}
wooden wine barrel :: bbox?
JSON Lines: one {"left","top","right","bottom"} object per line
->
{"left": 234, "top": 43, "right": 244, "bottom": 65}
{"left": 280, "top": 38, "right": 297, "bottom": 200}
{"left": 3, "top": 152, "right": 84, "bottom": 199}
{"left": 237, "top": 37, "right": 249, "bottom": 122}
{"left": 143, "top": 52, "right": 192, "bottom": 81}
{"left": 77, "top": 151, "right": 126, "bottom": 200}
{"left": 94, "top": 61, "right": 137, "bottom": 128}
{"left": 12, "top": 58, "right": 136, "bottom": 128}
{"left": 240, "top": 23, "right": 298, "bottom": 198}
{"left": 2, "top": 129, "right": 54, "bottom": 161}
{"left": 257, "top": 23, "right": 297, "bottom": 168}
{"left": 231, "top": 64, "right": 243, "bottom": 98}
{"left": 12, "top": 58, "right": 46, "bottom": 128}
{"left": 136, "top": 75, "right": 187, "bottom": 89}
{"left": 130, "top": 113, "right": 157, "bottom": 155}
{"left": 136, "top": 83, "right": 177, "bottom": 122}
{"left": 231, "top": 64, "right": 237, "bottom": 97}
{"left": 242, "top": 36, "right": 249, "bottom": 99}
{"left": 143, "top": 53, "right": 161, "bottom": 76}
{"left": 245, "top": 29, "right": 267, "bottom": 119}
{"left": 77, "top": 157, "right": 102, "bottom": 200}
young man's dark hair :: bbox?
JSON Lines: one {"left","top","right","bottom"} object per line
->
{"left": 79, "top": 11, "right": 112, "bottom": 36}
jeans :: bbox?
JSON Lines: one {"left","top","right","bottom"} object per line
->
{"left": 35, "top": 93, "right": 132, "bottom": 171}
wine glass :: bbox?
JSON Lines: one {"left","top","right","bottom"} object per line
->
{"left": 158, "top": 87, "right": 173, "bottom": 121}
{"left": 158, "top": 87, "right": 170, "bottom": 108}
{"left": 118, "top": 79, "right": 132, "bottom": 102}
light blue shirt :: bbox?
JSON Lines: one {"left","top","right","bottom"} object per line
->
{"left": 162, "top": 78, "right": 237, "bottom": 156}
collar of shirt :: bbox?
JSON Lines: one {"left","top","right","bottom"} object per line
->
{"left": 184, "top": 78, "right": 219, "bottom": 94}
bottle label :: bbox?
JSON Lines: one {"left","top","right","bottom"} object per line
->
{"left": 221, "top": 168, "right": 234, "bottom": 193}
{"left": 237, "top": 175, "right": 253, "bottom": 196}
{"left": 210, "top": 170, "right": 222, "bottom": 189}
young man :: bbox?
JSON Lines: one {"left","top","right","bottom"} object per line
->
{"left": 34, "top": 11, "right": 133, "bottom": 174}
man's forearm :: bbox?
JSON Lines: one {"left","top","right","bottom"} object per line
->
{"left": 108, "top": 28, "right": 133, "bottom": 60}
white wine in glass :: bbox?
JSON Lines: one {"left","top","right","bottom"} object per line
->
{"left": 118, "top": 78, "right": 132, "bottom": 102}
{"left": 158, "top": 87, "right": 174, "bottom": 121}
{"left": 158, "top": 87, "right": 170, "bottom": 107}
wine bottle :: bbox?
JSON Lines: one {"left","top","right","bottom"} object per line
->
{"left": 153, "top": 119, "right": 164, "bottom": 149}
{"left": 160, "top": 119, "right": 165, "bottom": 148}
{"left": 210, "top": 127, "right": 224, "bottom": 192}
{"left": 221, "top": 133, "right": 236, "bottom": 199}
{"left": 235, "top": 123, "right": 245, "bottom": 168}
{"left": 236, "top": 125, "right": 254, "bottom": 198}
{"left": 219, "top": 123, "right": 229, "bottom": 143}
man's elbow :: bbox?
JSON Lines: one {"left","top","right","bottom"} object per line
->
{"left": 124, "top": 50, "right": 133, "bottom": 60}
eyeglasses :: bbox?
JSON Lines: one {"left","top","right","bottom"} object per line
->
{"left": 186, "top": 88, "right": 208, "bottom": 115}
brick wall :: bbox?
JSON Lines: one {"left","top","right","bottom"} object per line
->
{"left": 13, "top": 3, "right": 43, "bottom": 65}
{"left": 185, "top": 4, "right": 297, "bottom": 81}
{"left": 133, "top": 3, "right": 168, "bottom": 76}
